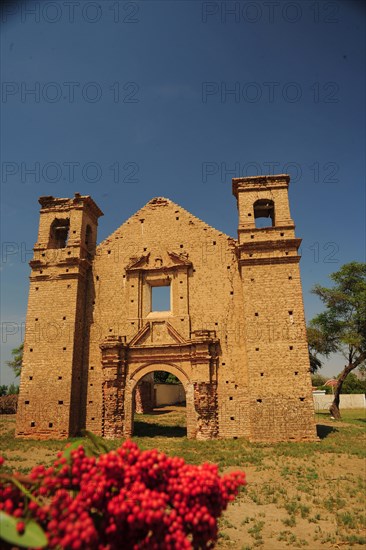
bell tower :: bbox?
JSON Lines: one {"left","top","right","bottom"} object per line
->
{"left": 16, "top": 193, "right": 103, "bottom": 439}
{"left": 233, "top": 175, "right": 317, "bottom": 442}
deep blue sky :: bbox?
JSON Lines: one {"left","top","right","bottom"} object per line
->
{"left": 1, "top": 0, "right": 365, "bottom": 385}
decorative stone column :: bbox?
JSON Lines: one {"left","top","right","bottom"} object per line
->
{"left": 100, "top": 336, "right": 127, "bottom": 438}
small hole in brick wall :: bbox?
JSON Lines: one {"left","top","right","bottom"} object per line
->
{"left": 90, "top": 383, "right": 93, "bottom": 386}
{"left": 288, "top": 275, "right": 292, "bottom": 280}
{"left": 181, "top": 318, "right": 184, "bottom": 322}
{"left": 40, "top": 270, "right": 43, "bottom": 274}
{"left": 235, "top": 384, "right": 238, "bottom": 389}
{"left": 249, "top": 253, "right": 253, "bottom": 257}
{"left": 90, "top": 366, "right": 94, "bottom": 370}
{"left": 233, "top": 436, "right": 238, "bottom": 440}
{"left": 49, "top": 422, "right": 53, "bottom": 428}
{"left": 63, "top": 347, "right": 66, "bottom": 351}
{"left": 131, "top": 284, "right": 134, "bottom": 288}
{"left": 143, "top": 247, "right": 147, "bottom": 252}
{"left": 108, "top": 250, "right": 111, "bottom": 254}
{"left": 280, "top": 232, "right": 284, "bottom": 236}
{"left": 230, "top": 291, "right": 234, "bottom": 295}
{"left": 96, "top": 276, "right": 99, "bottom": 281}
{"left": 255, "top": 312, "right": 259, "bottom": 316}
{"left": 67, "top": 251, "right": 71, "bottom": 255}
{"left": 91, "top": 417, "right": 95, "bottom": 420}
{"left": 193, "top": 269, "right": 196, "bottom": 272}
{"left": 299, "top": 397, "right": 305, "bottom": 402}
{"left": 176, "top": 217, "right": 179, "bottom": 220}
{"left": 294, "top": 371, "right": 299, "bottom": 375}
{"left": 257, "top": 399, "right": 262, "bottom": 403}
{"left": 30, "top": 348, "right": 33, "bottom": 352}
{"left": 35, "top": 318, "right": 38, "bottom": 321}
{"left": 229, "top": 396, "right": 233, "bottom": 400}
{"left": 67, "top": 284, "right": 71, "bottom": 289}
{"left": 180, "top": 296, "right": 183, "bottom": 300}
{"left": 288, "top": 310, "right": 293, "bottom": 315}
{"left": 29, "top": 376, "right": 33, "bottom": 380}
{"left": 89, "top": 401, "right": 93, "bottom": 404}
{"left": 230, "top": 416, "right": 235, "bottom": 420}
{"left": 226, "top": 381, "right": 229, "bottom": 384}
{"left": 58, "top": 376, "right": 62, "bottom": 380}
{"left": 35, "top": 287, "right": 39, "bottom": 291}
{"left": 227, "top": 265, "right": 230, "bottom": 269}
{"left": 25, "top": 400, "right": 29, "bottom": 404}
{"left": 131, "top": 299, "right": 134, "bottom": 303}
{"left": 260, "top": 372, "right": 264, "bottom": 376}
{"left": 123, "top": 275, "right": 126, "bottom": 279}
{"left": 213, "top": 241, "right": 216, "bottom": 245}
{"left": 63, "top": 316, "right": 66, "bottom": 320}
{"left": 251, "top": 278, "right": 255, "bottom": 282}
{"left": 31, "top": 422, "right": 35, "bottom": 427}
{"left": 289, "top": 346, "right": 293, "bottom": 350}
{"left": 73, "top": 230, "right": 76, "bottom": 234}
{"left": 255, "top": 347, "right": 259, "bottom": 351}
{"left": 58, "top": 400, "right": 63, "bottom": 405}
{"left": 109, "top": 328, "right": 112, "bottom": 332}
{"left": 222, "top": 362, "right": 226, "bottom": 366}
{"left": 42, "top": 253, "right": 45, "bottom": 257}
{"left": 180, "top": 244, "right": 183, "bottom": 248}
{"left": 251, "top": 235, "right": 254, "bottom": 239}
{"left": 248, "top": 213, "right": 252, "bottom": 217}
{"left": 131, "top": 322, "right": 135, "bottom": 325}
{"left": 285, "top": 252, "right": 289, "bottom": 255}
{"left": 215, "top": 322, "right": 218, "bottom": 326}
{"left": 66, "top": 269, "right": 69, "bottom": 273}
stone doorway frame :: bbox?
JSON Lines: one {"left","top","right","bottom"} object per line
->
{"left": 124, "top": 362, "right": 194, "bottom": 438}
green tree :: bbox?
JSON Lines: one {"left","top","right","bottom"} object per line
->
{"left": 309, "top": 262, "right": 366, "bottom": 419}
{"left": 6, "top": 343, "right": 23, "bottom": 377}
{"left": 7, "top": 383, "right": 19, "bottom": 395}
{"left": 339, "top": 372, "right": 366, "bottom": 394}
{"left": 0, "top": 385, "right": 8, "bottom": 396}
{"left": 311, "top": 373, "right": 327, "bottom": 387}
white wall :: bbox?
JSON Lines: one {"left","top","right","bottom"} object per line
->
{"left": 313, "top": 393, "right": 366, "bottom": 410}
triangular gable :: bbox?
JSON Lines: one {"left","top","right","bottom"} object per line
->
{"left": 97, "top": 197, "right": 236, "bottom": 251}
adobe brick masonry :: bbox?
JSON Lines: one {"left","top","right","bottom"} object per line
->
{"left": 16, "top": 175, "right": 317, "bottom": 442}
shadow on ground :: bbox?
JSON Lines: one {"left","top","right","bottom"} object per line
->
{"left": 133, "top": 420, "right": 186, "bottom": 438}
{"left": 316, "top": 424, "right": 338, "bottom": 439}
{"left": 143, "top": 409, "right": 173, "bottom": 416}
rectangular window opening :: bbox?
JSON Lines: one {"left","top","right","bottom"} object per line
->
{"left": 151, "top": 284, "right": 171, "bottom": 312}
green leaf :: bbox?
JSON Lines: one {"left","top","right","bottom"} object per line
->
{"left": 0, "top": 511, "right": 47, "bottom": 548}
{"left": 82, "top": 430, "right": 110, "bottom": 454}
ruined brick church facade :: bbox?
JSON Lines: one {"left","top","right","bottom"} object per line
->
{"left": 16, "top": 175, "right": 317, "bottom": 442}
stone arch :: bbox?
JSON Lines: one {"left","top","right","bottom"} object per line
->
{"left": 124, "top": 362, "right": 195, "bottom": 439}
{"left": 253, "top": 198, "right": 275, "bottom": 228}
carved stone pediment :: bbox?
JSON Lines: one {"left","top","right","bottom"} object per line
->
{"left": 126, "top": 250, "right": 192, "bottom": 273}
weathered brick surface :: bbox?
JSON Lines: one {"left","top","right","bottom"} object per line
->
{"left": 16, "top": 175, "right": 317, "bottom": 442}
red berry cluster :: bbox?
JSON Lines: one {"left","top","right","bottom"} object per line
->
{"left": 0, "top": 441, "right": 246, "bottom": 549}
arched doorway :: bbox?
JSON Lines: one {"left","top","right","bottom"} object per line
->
{"left": 133, "top": 371, "right": 187, "bottom": 437}
{"left": 124, "top": 363, "right": 195, "bottom": 438}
